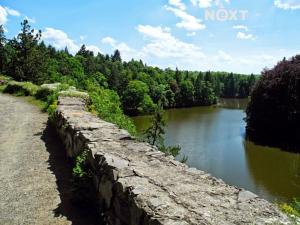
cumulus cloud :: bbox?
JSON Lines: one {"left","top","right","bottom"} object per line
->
{"left": 42, "top": 28, "right": 80, "bottom": 54}
{"left": 4, "top": 7, "right": 20, "bottom": 16}
{"left": 86, "top": 45, "right": 101, "bottom": 54}
{"left": 0, "top": 5, "right": 20, "bottom": 25}
{"left": 102, "top": 36, "right": 137, "bottom": 61}
{"left": 233, "top": 25, "right": 249, "bottom": 31}
{"left": 236, "top": 31, "right": 256, "bottom": 40}
{"left": 165, "top": 6, "right": 206, "bottom": 31}
{"left": 218, "top": 50, "right": 233, "bottom": 62}
{"left": 169, "top": 0, "right": 186, "bottom": 10}
{"left": 274, "top": 0, "right": 300, "bottom": 10}
{"left": 137, "top": 25, "right": 205, "bottom": 60}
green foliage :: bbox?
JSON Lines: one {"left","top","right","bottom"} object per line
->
{"left": 159, "top": 144, "right": 181, "bottom": 158}
{"left": 71, "top": 151, "right": 96, "bottom": 206}
{"left": 279, "top": 199, "right": 300, "bottom": 223}
{"left": 89, "top": 88, "right": 136, "bottom": 135}
{"left": 4, "top": 81, "right": 39, "bottom": 96}
{"left": 144, "top": 102, "right": 186, "bottom": 159}
{"left": 144, "top": 102, "right": 166, "bottom": 146}
{"left": 0, "top": 75, "right": 10, "bottom": 92}
{"left": 246, "top": 56, "right": 300, "bottom": 149}
{"left": 35, "top": 87, "right": 54, "bottom": 101}
{"left": 122, "top": 80, "right": 155, "bottom": 115}
{"left": 8, "top": 20, "right": 47, "bottom": 84}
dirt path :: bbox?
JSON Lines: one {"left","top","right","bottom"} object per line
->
{"left": 0, "top": 94, "right": 101, "bottom": 225}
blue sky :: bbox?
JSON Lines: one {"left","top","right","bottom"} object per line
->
{"left": 1, "top": 0, "right": 300, "bottom": 74}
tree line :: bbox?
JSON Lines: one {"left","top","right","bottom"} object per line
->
{"left": 0, "top": 20, "right": 258, "bottom": 115}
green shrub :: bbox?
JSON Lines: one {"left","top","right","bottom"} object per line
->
{"left": 0, "top": 75, "right": 11, "bottom": 84}
{"left": 35, "top": 87, "right": 54, "bottom": 101}
{"left": 279, "top": 199, "right": 300, "bottom": 223}
{"left": 89, "top": 88, "right": 136, "bottom": 135}
{"left": 4, "top": 81, "right": 39, "bottom": 96}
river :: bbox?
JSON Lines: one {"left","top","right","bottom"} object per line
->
{"left": 132, "top": 98, "right": 300, "bottom": 203}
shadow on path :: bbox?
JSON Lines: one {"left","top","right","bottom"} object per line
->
{"left": 41, "top": 121, "right": 104, "bottom": 225}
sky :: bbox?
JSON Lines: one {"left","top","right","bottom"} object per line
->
{"left": 1, "top": 0, "right": 300, "bottom": 74}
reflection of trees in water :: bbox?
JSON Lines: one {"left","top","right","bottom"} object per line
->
{"left": 218, "top": 98, "right": 249, "bottom": 110}
{"left": 243, "top": 140, "right": 300, "bottom": 202}
{"left": 292, "top": 155, "right": 300, "bottom": 189}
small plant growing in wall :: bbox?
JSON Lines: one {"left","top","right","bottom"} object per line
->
{"left": 71, "top": 151, "right": 96, "bottom": 206}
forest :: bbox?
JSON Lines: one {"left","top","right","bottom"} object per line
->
{"left": 0, "top": 20, "right": 258, "bottom": 116}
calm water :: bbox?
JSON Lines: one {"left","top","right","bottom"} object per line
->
{"left": 132, "top": 99, "right": 300, "bottom": 203}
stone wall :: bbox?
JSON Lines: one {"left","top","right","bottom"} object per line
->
{"left": 55, "top": 96, "right": 291, "bottom": 225}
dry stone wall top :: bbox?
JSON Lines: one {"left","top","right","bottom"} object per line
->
{"left": 55, "top": 96, "right": 291, "bottom": 225}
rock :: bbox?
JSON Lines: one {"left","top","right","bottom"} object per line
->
{"left": 238, "top": 190, "right": 258, "bottom": 202}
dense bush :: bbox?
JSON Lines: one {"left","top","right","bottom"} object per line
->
{"left": 4, "top": 81, "right": 39, "bottom": 96}
{"left": 35, "top": 87, "right": 54, "bottom": 101}
{"left": 89, "top": 87, "right": 136, "bottom": 135}
{"left": 246, "top": 56, "right": 300, "bottom": 149}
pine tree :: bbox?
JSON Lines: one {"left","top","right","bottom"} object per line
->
{"left": 9, "top": 20, "right": 46, "bottom": 83}
{"left": 112, "top": 49, "right": 121, "bottom": 62}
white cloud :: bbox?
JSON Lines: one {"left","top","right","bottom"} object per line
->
{"left": 274, "top": 0, "right": 300, "bottom": 10}
{"left": 233, "top": 25, "right": 249, "bottom": 31}
{"left": 86, "top": 45, "right": 101, "bottom": 54}
{"left": 42, "top": 28, "right": 80, "bottom": 54}
{"left": 236, "top": 31, "right": 256, "bottom": 40}
{"left": 25, "top": 16, "right": 35, "bottom": 23}
{"left": 169, "top": 0, "right": 186, "bottom": 10}
{"left": 102, "top": 36, "right": 137, "bottom": 61}
{"left": 137, "top": 25, "right": 205, "bottom": 61}
{"left": 218, "top": 50, "right": 233, "bottom": 62}
{"left": 0, "top": 6, "right": 20, "bottom": 25}
{"left": 4, "top": 7, "right": 20, "bottom": 16}
{"left": 0, "top": 6, "right": 8, "bottom": 25}
{"left": 191, "top": 0, "right": 230, "bottom": 8}
{"left": 165, "top": 6, "right": 206, "bottom": 31}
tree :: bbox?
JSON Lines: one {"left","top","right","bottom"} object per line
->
{"left": 179, "top": 80, "right": 194, "bottom": 106}
{"left": 246, "top": 55, "right": 300, "bottom": 150}
{"left": 9, "top": 20, "right": 47, "bottom": 84}
{"left": 144, "top": 101, "right": 184, "bottom": 159}
{"left": 122, "top": 80, "right": 154, "bottom": 114}
{"left": 112, "top": 49, "right": 121, "bottom": 62}
{"left": 145, "top": 101, "right": 165, "bottom": 146}
{"left": 194, "top": 74, "right": 203, "bottom": 105}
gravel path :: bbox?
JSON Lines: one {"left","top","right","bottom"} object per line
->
{"left": 0, "top": 94, "right": 100, "bottom": 225}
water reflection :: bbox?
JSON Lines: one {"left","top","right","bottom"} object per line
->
{"left": 244, "top": 141, "right": 300, "bottom": 202}
{"left": 132, "top": 99, "right": 300, "bottom": 202}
